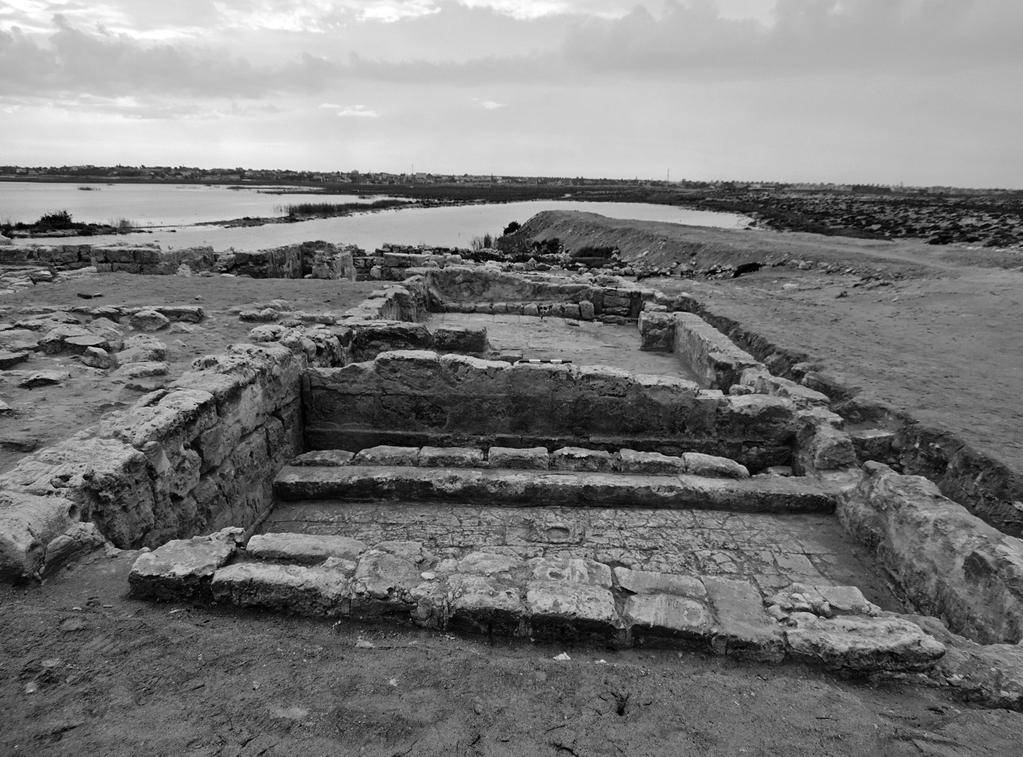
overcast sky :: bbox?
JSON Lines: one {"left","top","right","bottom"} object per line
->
{"left": 1, "top": 0, "right": 1020, "bottom": 186}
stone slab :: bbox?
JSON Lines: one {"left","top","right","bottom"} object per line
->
{"left": 211, "top": 561, "right": 352, "bottom": 617}
{"left": 785, "top": 614, "right": 946, "bottom": 672}
{"left": 246, "top": 533, "right": 367, "bottom": 565}
{"left": 273, "top": 465, "right": 838, "bottom": 514}
{"left": 129, "top": 528, "right": 241, "bottom": 601}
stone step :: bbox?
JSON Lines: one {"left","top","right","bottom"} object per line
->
{"left": 128, "top": 529, "right": 947, "bottom": 674}
{"left": 290, "top": 445, "right": 752, "bottom": 479}
{"left": 273, "top": 464, "right": 839, "bottom": 514}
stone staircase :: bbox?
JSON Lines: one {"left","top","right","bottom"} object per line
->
{"left": 129, "top": 442, "right": 951, "bottom": 673}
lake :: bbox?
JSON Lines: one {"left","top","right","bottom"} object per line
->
{"left": 1, "top": 182, "right": 752, "bottom": 252}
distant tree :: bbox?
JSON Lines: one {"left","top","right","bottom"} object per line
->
{"left": 502, "top": 221, "right": 521, "bottom": 236}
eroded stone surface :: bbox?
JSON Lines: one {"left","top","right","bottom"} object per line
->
{"left": 785, "top": 614, "right": 946, "bottom": 672}
{"left": 129, "top": 528, "right": 242, "bottom": 601}
{"left": 246, "top": 533, "right": 367, "bottom": 565}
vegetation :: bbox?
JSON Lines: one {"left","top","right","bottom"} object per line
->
{"left": 470, "top": 232, "right": 496, "bottom": 251}
{"left": 281, "top": 199, "right": 410, "bottom": 218}
{"left": 0, "top": 210, "right": 137, "bottom": 238}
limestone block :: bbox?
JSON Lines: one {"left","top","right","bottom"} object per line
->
{"left": 246, "top": 533, "right": 367, "bottom": 565}
{"left": 0, "top": 490, "right": 79, "bottom": 580}
{"left": 638, "top": 311, "right": 676, "bottom": 352}
{"left": 525, "top": 580, "right": 622, "bottom": 640}
{"left": 683, "top": 452, "right": 750, "bottom": 479}
{"left": 455, "top": 551, "right": 524, "bottom": 578}
{"left": 487, "top": 447, "right": 549, "bottom": 470}
{"left": 529, "top": 556, "right": 612, "bottom": 587}
{"left": 785, "top": 614, "right": 945, "bottom": 672}
{"left": 129, "top": 309, "right": 171, "bottom": 332}
{"left": 156, "top": 305, "right": 205, "bottom": 323}
{"left": 289, "top": 449, "right": 355, "bottom": 466}
{"left": 794, "top": 422, "right": 857, "bottom": 474}
{"left": 704, "top": 576, "right": 785, "bottom": 662}
{"left": 119, "top": 334, "right": 167, "bottom": 363}
{"left": 575, "top": 364, "right": 634, "bottom": 397}
{"left": 211, "top": 561, "right": 352, "bottom": 617}
{"left": 418, "top": 446, "right": 485, "bottom": 468}
{"left": 578, "top": 301, "right": 595, "bottom": 321}
{"left": 37, "top": 324, "right": 93, "bottom": 354}
{"left": 616, "top": 449, "right": 686, "bottom": 475}
{"left": 40, "top": 522, "right": 105, "bottom": 575}
{"left": 129, "top": 528, "right": 242, "bottom": 601}
{"left": 0, "top": 350, "right": 30, "bottom": 369}
{"left": 112, "top": 361, "right": 168, "bottom": 380}
{"left": 352, "top": 549, "right": 423, "bottom": 601}
{"left": 432, "top": 326, "right": 488, "bottom": 354}
{"left": 614, "top": 567, "right": 707, "bottom": 599}
{"left": 81, "top": 346, "right": 115, "bottom": 369}
{"left": 625, "top": 594, "right": 713, "bottom": 643}
{"left": 352, "top": 445, "right": 421, "bottom": 466}
{"left": 551, "top": 446, "right": 615, "bottom": 472}
{"left": 448, "top": 574, "right": 525, "bottom": 635}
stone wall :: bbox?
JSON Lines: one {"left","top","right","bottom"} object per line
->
{"left": 840, "top": 462, "right": 1023, "bottom": 644}
{"left": 422, "top": 267, "right": 655, "bottom": 319}
{"left": 302, "top": 350, "right": 801, "bottom": 468}
{"left": 0, "top": 333, "right": 345, "bottom": 581}
{"left": 2, "top": 241, "right": 357, "bottom": 280}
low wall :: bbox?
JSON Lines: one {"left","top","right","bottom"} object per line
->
{"left": 422, "top": 267, "right": 655, "bottom": 319}
{"left": 2, "top": 241, "right": 357, "bottom": 279}
{"left": 302, "top": 350, "right": 800, "bottom": 468}
{"left": 840, "top": 462, "right": 1023, "bottom": 644}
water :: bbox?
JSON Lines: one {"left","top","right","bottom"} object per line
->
{"left": 1, "top": 182, "right": 752, "bottom": 252}
{"left": 0, "top": 181, "right": 392, "bottom": 227}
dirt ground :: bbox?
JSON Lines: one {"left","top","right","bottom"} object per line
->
{"left": 4, "top": 251, "right": 1023, "bottom": 754}
{"left": 0, "top": 273, "right": 381, "bottom": 473}
{"left": 4, "top": 552, "right": 1023, "bottom": 757}
{"left": 651, "top": 261, "right": 1023, "bottom": 473}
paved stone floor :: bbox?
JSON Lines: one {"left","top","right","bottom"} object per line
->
{"left": 429, "top": 312, "right": 698, "bottom": 380}
{"left": 263, "top": 501, "right": 904, "bottom": 610}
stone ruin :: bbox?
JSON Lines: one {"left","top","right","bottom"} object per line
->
{"left": 3, "top": 260, "right": 1023, "bottom": 707}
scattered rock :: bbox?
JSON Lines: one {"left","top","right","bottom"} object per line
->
{"left": 80, "top": 346, "right": 115, "bottom": 369}
{"left": 0, "top": 350, "right": 30, "bottom": 369}
{"left": 17, "top": 371, "right": 66, "bottom": 388}
{"left": 128, "top": 309, "right": 171, "bottom": 332}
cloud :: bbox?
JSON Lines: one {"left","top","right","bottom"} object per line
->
{"left": 323, "top": 102, "right": 380, "bottom": 117}
{"left": 474, "top": 97, "right": 506, "bottom": 109}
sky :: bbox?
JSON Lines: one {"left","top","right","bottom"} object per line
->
{"left": 1, "top": 0, "right": 1021, "bottom": 186}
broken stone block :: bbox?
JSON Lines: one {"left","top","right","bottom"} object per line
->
{"left": 128, "top": 309, "right": 171, "bottom": 332}
{"left": 0, "top": 490, "right": 79, "bottom": 580}
{"left": 37, "top": 324, "right": 93, "bottom": 354}
{"left": 551, "top": 446, "right": 615, "bottom": 472}
{"left": 112, "top": 361, "right": 169, "bottom": 380}
{"left": 119, "top": 334, "right": 167, "bottom": 363}
{"left": 638, "top": 311, "right": 676, "bottom": 352}
{"left": 625, "top": 594, "right": 713, "bottom": 645}
{"left": 156, "top": 305, "right": 205, "bottom": 323}
{"left": 418, "top": 446, "right": 484, "bottom": 468}
{"left": 578, "top": 301, "right": 595, "bottom": 321}
{"left": 41, "top": 522, "right": 105, "bottom": 576}
{"left": 246, "top": 533, "right": 367, "bottom": 565}
{"left": 129, "top": 528, "right": 243, "bottom": 601}
{"left": 525, "top": 580, "right": 623, "bottom": 641}
{"left": 448, "top": 573, "right": 525, "bottom": 635}
{"left": 352, "top": 549, "right": 423, "bottom": 602}
{"left": 487, "top": 447, "right": 550, "bottom": 470}
{"left": 288, "top": 449, "right": 355, "bottom": 466}
{"left": 785, "top": 613, "right": 946, "bottom": 672}
{"left": 212, "top": 561, "right": 352, "bottom": 617}
{"left": 0, "top": 350, "right": 30, "bottom": 369}
{"left": 17, "top": 370, "right": 67, "bottom": 388}
{"left": 431, "top": 326, "right": 488, "bottom": 354}
{"left": 683, "top": 452, "right": 750, "bottom": 479}
{"left": 614, "top": 567, "right": 707, "bottom": 599}
{"left": 351, "top": 445, "right": 421, "bottom": 466}
{"left": 794, "top": 420, "right": 857, "bottom": 474}
{"left": 81, "top": 346, "right": 115, "bottom": 369}
{"left": 616, "top": 449, "right": 686, "bottom": 475}
{"left": 703, "top": 576, "right": 785, "bottom": 662}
